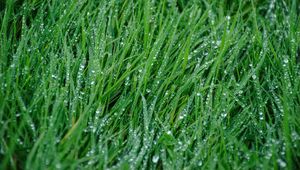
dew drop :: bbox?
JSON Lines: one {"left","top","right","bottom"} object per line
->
{"left": 277, "top": 159, "right": 286, "bottom": 168}
{"left": 152, "top": 155, "right": 159, "bottom": 163}
{"left": 221, "top": 112, "right": 227, "bottom": 118}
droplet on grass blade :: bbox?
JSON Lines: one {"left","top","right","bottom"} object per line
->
{"left": 221, "top": 112, "right": 227, "bottom": 118}
{"left": 226, "top": 15, "right": 231, "bottom": 21}
{"left": 152, "top": 155, "right": 159, "bottom": 163}
{"left": 259, "top": 112, "right": 264, "bottom": 120}
{"left": 277, "top": 159, "right": 286, "bottom": 168}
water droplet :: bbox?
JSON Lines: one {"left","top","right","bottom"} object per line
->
{"left": 259, "top": 112, "right": 264, "bottom": 120}
{"left": 277, "top": 159, "right": 286, "bottom": 168}
{"left": 152, "top": 155, "right": 159, "bottom": 163}
{"left": 226, "top": 16, "right": 231, "bottom": 21}
{"left": 51, "top": 74, "right": 57, "bottom": 79}
{"left": 221, "top": 112, "right": 227, "bottom": 118}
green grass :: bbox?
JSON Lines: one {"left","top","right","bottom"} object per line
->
{"left": 1, "top": 0, "right": 300, "bottom": 169}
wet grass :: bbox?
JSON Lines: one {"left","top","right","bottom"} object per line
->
{"left": 0, "top": 0, "right": 300, "bottom": 169}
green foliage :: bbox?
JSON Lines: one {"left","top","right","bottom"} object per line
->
{"left": 0, "top": 0, "right": 300, "bottom": 169}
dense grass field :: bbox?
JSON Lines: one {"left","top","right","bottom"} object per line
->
{"left": 1, "top": 0, "right": 300, "bottom": 169}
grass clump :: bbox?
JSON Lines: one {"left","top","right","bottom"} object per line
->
{"left": 0, "top": 0, "right": 300, "bottom": 169}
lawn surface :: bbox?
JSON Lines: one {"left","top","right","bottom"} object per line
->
{"left": 1, "top": 0, "right": 300, "bottom": 169}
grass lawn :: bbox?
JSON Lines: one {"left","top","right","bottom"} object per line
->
{"left": 1, "top": 0, "right": 300, "bottom": 169}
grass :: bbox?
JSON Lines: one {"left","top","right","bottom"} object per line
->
{"left": 0, "top": 0, "right": 300, "bottom": 169}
